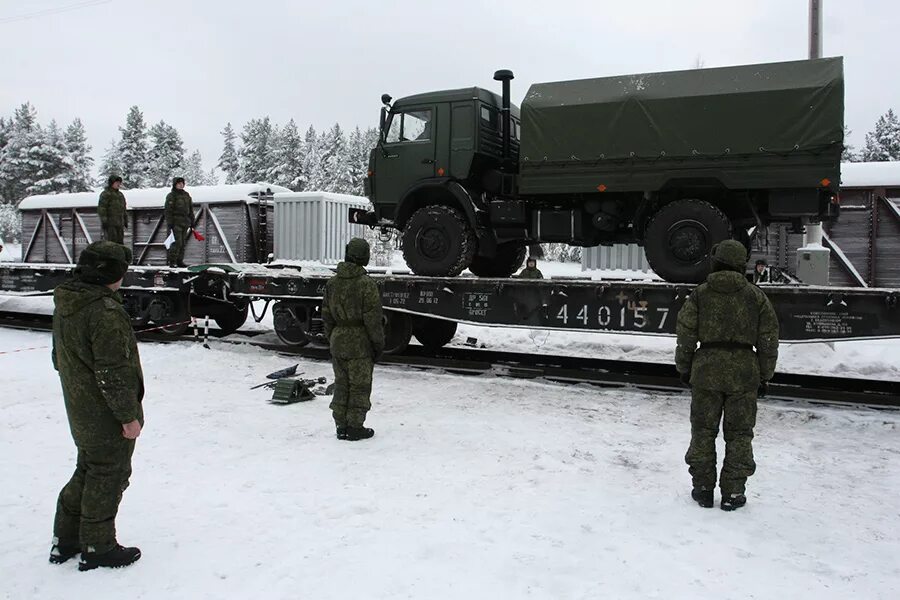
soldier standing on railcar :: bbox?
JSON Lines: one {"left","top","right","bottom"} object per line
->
{"left": 97, "top": 176, "right": 127, "bottom": 245}
{"left": 675, "top": 240, "right": 780, "bottom": 511}
{"left": 165, "top": 177, "right": 194, "bottom": 267}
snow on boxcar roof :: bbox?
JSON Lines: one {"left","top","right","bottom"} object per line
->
{"left": 18, "top": 183, "right": 291, "bottom": 210}
{"left": 841, "top": 161, "right": 900, "bottom": 189}
{"left": 272, "top": 191, "right": 370, "bottom": 204}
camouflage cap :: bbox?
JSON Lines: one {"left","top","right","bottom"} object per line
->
{"left": 345, "top": 237, "right": 371, "bottom": 267}
{"left": 711, "top": 239, "right": 748, "bottom": 271}
{"left": 74, "top": 241, "right": 132, "bottom": 284}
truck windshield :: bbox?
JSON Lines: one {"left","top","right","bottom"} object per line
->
{"left": 385, "top": 109, "right": 432, "bottom": 143}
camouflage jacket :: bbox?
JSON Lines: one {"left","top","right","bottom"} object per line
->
{"left": 675, "top": 270, "right": 779, "bottom": 391}
{"left": 52, "top": 280, "right": 144, "bottom": 446}
{"left": 517, "top": 267, "right": 544, "bottom": 279}
{"left": 322, "top": 262, "right": 385, "bottom": 359}
{"left": 97, "top": 188, "right": 127, "bottom": 228}
{"left": 165, "top": 189, "right": 194, "bottom": 227}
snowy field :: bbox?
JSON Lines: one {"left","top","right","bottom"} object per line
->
{"left": 1, "top": 327, "right": 898, "bottom": 599}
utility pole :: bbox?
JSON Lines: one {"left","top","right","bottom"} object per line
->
{"left": 797, "top": 0, "right": 831, "bottom": 285}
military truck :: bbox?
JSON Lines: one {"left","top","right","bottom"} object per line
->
{"left": 355, "top": 58, "right": 844, "bottom": 282}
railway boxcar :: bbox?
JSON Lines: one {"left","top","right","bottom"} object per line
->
{"left": 17, "top": 183, "right": 290, "bottom": 266}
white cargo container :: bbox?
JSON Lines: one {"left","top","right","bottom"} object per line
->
{"left": 273, "top": 192, "right": 370, "bottom": 264}
{"left": 582, "top": 244, "right": 652, "bottom": 273}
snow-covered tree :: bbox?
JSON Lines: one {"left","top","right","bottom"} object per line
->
{"left": 218, "top": 122, "right": 240, "bottom": 184}
{"left": 238, "top": 117, "right": 273, "bottom": 183}
{"left": 862, "top": 109, "right": 900, "bottom": 162}
{"left": 0, "top": 117, "right": 11, "bottom": 156}
{"left": 182, "top": 150, "right": 205, "bottom": 185}
{"left": 147, "top": 120, "right": 186, "bottom": 187}
{"left": 320, "top": 123, "right": 354, "bottom": 194}
{"left": 96, "top": 139, "right": 124, "bottom": 187}
{"left": 204, "top": 167, "right": 219, "bottom": 186}
{"left": 0, "top": 103, "right": 43, "bottom": 203}
{"left": 0, "top": 203, "right": 21, "bottom": 242}
{"left": 268, "top": 119, "right": 305, "bottom": 190}
{"left": 64, "top": 118, "right": 94, "bottom": 192}
{"left": 346, "top": 126, "right": 369, "bottom": 196}
{"left": 118, "top": 106, "right": 151, "bottom": 187}
{"left": 302, "top": 126, "right": 326, "bottom": 191}
{"left": 26, "top": 120, "right": 75, "bottom": 196}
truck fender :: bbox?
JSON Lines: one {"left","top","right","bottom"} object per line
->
{"left": 396, "top": 179, "right": 481, "bottom": 230}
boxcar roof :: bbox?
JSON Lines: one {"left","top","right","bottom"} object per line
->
{"left": 841, "top": 161, "right": 900, "bottom": 189}
{"left": 272, "top": 191, "right": 369, "bottom": 204}
{"left": 18, "top": 183, "right": 291, "bottom": 210}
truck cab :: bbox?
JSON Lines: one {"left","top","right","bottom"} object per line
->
{"left": 363, "top": 83, "right": 526, "bottom": 278}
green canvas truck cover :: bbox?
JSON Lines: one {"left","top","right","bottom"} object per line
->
{"left": 519, "top": 57, "right": 843, "bottom": 169}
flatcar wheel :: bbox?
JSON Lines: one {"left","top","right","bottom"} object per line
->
{"left": 384, "top": 312, "right": 413, "bottom": 355}
{"left": 273, "top": 303, "right": 312, "bottom": 347}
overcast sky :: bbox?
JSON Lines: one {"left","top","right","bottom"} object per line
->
{"left": 1, "top": 0, "right": 897, "bottom": 172}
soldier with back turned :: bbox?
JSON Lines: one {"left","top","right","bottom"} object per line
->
{"left": 321, "top": 238, "right": 385, "bottom": 441}
{"left": 675, "top": 240, "right": 779, "bottom": 511}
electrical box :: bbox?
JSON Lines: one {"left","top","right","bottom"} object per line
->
{"left": 796, "top": 246, "right": 831, "bottom": 285}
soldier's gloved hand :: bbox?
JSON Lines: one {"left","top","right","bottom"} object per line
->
{"left": 758, "top": 380, "right": 769, "bottom": 398}
{"left": 679, "top": 371, "right": 691, "bottom": 388}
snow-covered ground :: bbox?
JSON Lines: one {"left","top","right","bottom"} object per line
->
{"left": 0, "top": 328, "right": 897, "bottom": 599}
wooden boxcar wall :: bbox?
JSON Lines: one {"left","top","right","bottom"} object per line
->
{"left": 21, "top": 203, "right": 274, "bottom": 266}
{"left": 752, "top": 188, "right": 900, "bottom": 287}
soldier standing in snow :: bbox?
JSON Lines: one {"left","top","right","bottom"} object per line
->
{"left": 321, "top": 238, "right": 385, "bottom": 441}
{"left": 97, "top": 175, "right": 127, "bottom": 244}
{"left": 675, "top": 240, "right": 779, "bottom": 511}
{"left": 165, "top": 177, "right": 194, "bottom": 267}
{"left": 516, "top": 256, "right": 544, "bottom": 279}
{"left": 50, "top": 241, "right": 144, "bottom": 570}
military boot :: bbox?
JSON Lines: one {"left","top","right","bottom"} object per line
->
{"left": 78, "top": 544, "right": 141, "bottom": 571}
{"left": 336, "top": 426, "right": 349, "bottom": 440}
{"left": 344, "top": 426, "right": 375, "bottom": 441}
{"left": 49, "top": 537, "right": 80, "bottom": 564}
{"left": 691, "top": 488, "right": 714, "bottom": 508}
{"left": 720, "top": 493, "right": 747, "bottom": 511}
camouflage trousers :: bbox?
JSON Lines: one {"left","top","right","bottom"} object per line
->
{"left": 167, "top": 225, "right": 189, "bottom": 266}
{"left": 330, "top": 357, "right": 373, "bottom": 428}
{"left": 685, "top": 387, "right": 758, "bottom": 494}
{"left": 102, "top": 225, "right": 124, "bottom": 245}
{"left": 54, "top": 438, "right": 135, "bottom": 551}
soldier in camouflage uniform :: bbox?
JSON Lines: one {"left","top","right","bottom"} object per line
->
{"left": 322, "top": 238, "right": 385, "bottom": 441}
{"left": 675, "top": 240, "right": 779, "bottom": 511}
{"left": 97, "top": 175, "right": 128, "bottom": 245}
{"left": 517, "top": 257, "right": 544, "bottom": 279}
{"left": 50, "top": 241, "right": 144, "bottom": 570}
{"left": 165, "top": 177, "right": 194, "bottom": 267}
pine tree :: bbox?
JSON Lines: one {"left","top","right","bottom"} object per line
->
{"left": 64, "top": 118, "right": 94, "bottom": 192}
{"left": 346, "top": 126, "right": 368, "bottom": 196}
{"left": 118, "top": 106, "right": 151, "bottom": 187}
{"left": 218, "top": 122, "right": 240, "bottom": 184}
{"left": 268, "top": 119, "right": 305, "bottom": 190}
{"left": 183, "top": 150, "right": 206, "bottom": 185}
{"left": 147, "top": 120, "right": 186, "bottom": 187}
{"left": 96, "top": 139, "right": 124, "bottom": 187}
{"left": 302, "top": 126, "right": 326, "bottom": 191}
{"left": 204, "top": 168, "right": 219, "bottom": 185}
{"left": 862, "top": 109, "right": 900, "bottom": 162}
{"left": 0, "top": 103, "right": 43, "bottom": 203}
{"left": 238, "top": 117, "right": 274, "bottom": 183}
{"left": 0, "top": 117, "right": 11, "bottom": 156}
{"left": 321, "top": 124, "right": 354, "bottom": 194}
{"left": 26, "top": 120, "right": 75, "bottom": 196}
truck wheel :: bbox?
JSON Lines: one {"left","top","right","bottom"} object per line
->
{"left": 412, "top": 317, "right": 458, "bottom": 350}
{"left": 468, "top": 243, "right": 527, "bottom": 278}
{"left": 402, "top": 205, "right": 476, "bottom": 277}
{"left": 644, "top": 199, "right": 731, "bottom": 283}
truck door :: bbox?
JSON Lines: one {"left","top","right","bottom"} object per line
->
{"left": 377, "top": 107, "right": 436, "bottom": 211}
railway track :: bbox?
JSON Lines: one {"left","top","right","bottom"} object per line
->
{"left": 2, "top": 311, "right": 898, "bottom": 409}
